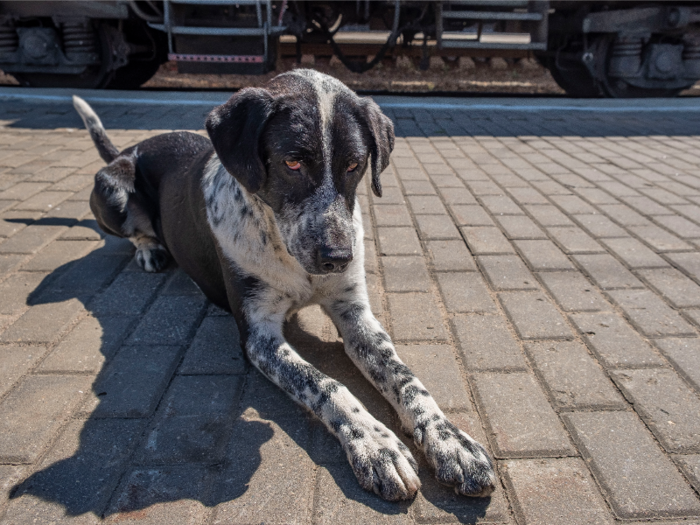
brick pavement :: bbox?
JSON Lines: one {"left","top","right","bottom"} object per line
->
{"left": 0, "top": 95, "right": 700, "bottom": 524}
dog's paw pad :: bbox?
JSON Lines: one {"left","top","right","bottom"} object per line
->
{"left": 422, "top": 419, "right": 496, "bottom": 497}
{"left": 344, "top": 420, "right": 420, "bottom": 501}
{"left": 135, "top": 245, "right": 170, "bottom": 273}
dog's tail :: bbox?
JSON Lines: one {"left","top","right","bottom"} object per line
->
{"left": 72, "top": 95, "right": 120, "bottom": 163}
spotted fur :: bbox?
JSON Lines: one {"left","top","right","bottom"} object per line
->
{"left": 76, "top": 70, "right": 496, "bottom": 502}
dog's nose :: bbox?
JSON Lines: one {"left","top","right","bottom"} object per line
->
{"left": 318, "top": 247, "right": 353, "bottom": 273}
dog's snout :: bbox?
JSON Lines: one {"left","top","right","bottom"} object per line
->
{"left": 318, "top": 247, "right": 353, "bottom": 273}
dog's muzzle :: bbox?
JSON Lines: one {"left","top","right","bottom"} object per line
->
{"left": 317, "top": 246, "right": 353, "bottom": 274}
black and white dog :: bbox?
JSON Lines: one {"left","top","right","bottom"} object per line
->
{"left": 74, "top": 69, "right": 495, "bottom": 501}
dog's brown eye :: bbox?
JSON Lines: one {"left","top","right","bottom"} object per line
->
{"left": 347, "top": 163, "right": 358, "bottom": 172}
{"left": 285, "top": 160, "right": 301, "bottom": 171}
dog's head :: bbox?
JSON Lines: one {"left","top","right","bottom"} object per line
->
{"left": 206, "top": 69, "right": 394, "bottom": 275}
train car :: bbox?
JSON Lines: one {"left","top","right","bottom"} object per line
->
{"left": 0, "top": 1, "right": 698, "bottom": 97}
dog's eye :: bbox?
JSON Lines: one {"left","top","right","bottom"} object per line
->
{"left": 285, "top": 160, "right": 301, "bottom": 171}
{"left": 347, "top": 163, "right": 358, "bottom": 172}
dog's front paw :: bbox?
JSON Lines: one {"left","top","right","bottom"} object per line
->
{"left": 342, "top": 418, "right": 420, "bottom": 501}
{"left": 418, "top": 419, "right": 496, "bottom": 497}
{"left": 135, "top": 244, "right": 170, "bottom": 273}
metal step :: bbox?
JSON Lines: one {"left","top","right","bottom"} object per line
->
{"left": 149, "top": 23, "right": 285, "bottom": 37}
{"left": 442, "top": 10, "right": 543, "bottom": 21}
{"left": 439, "top": 40, "right": 546, "bottom": 50}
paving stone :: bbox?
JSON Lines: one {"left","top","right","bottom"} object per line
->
{"left": 402, "top": 180, "right": 436, "bottom": 195}
{"left": 387, "top": 292, "right": 448, "bottom": 342}
{"left": 503, "top": 458, "right": 614, "bottom": 525}
{"left": 547, "top": 226, "right": 604, "bottom": 254}
{"left": 0, "top": 253, "right": 25, "bottom": 275}
{"left": 628, "top": 224, "right": 692, "bottom": 251}
{"left": 477, "top": 255, "right": 538, "bottom": 291}
{"left": 0, "top": 375, "right": 90, "bottom": 463}
{"left": 81, "top": 345, "right": 183, "bottom": 418}
{"left": 38, "top": 316, "right": 134, "bottom": 374}
{"left": 161, "top": 269, "right": 204, "bottom": 296}
{"left": 89, "top": 271, "right": 167, "bottom": 316}
{"left": 415, "top": 214, "right": 461, "bottom": 239}
{"left": 451, "top": 315, "right": 528, "bottom": 371}
{"left": 666, "top": 252, "right": 700, "bottom": 283}
{"left": 563, "top": 411, "right": 700, "bottom": 519}
{"left": 479, "top": 194, "right": 523, "bottom": 215}
{"left": 179, "top": 316, "right": 244, "bottom": 375}
{"left": 573, "top": 214, "right": 628, "bottom": 237}
{"left": 0, "top": 271, "right": 47, "bottom": 315}
{"left": 106, "top": 466, "right": 215, "bottom": 524}
{"left": 49, "top": 252, "right": 128, "bottom": 295}
{"left": 426, "top": 239, "right": 477, "bottom": 271}
{"left": 377, "top": 226, "right": 422, "bottom": 255}
{"left": 439, "top": 186, "right": 477, "bottom": 204}
{"left": 12, "top": 191, "right": 71, "bottom": 211}
{"left": 654, "top": 215, "right": 700, "bottom": 239}
{"left": 675, "top": 455, "right": 700, "bottom": 494}
{"left": 499, "top": 291, "right": 573, "bottom": 340}
{"left": 6, "top": 419, "right": 142, "bottom": 522}
{"left": 21, "top": 239, "right": 98, "bottom": 272}
{"left": 450, "top": 204, "right": 494, "bottom": 226}
{"left": 461, "top": 226, "right": 514, "bottom": 255}
{"left": 0, "top": 298, "right": 85, "bottom": 344}
{"left": 654, "top": 338, "right": 700, "bottom": 392}
{"left": 472, "top": 372, "right": 574, "bottom": 457}
{"left": 374, "top": 204, "right": 413, "bottom": 227}
{"left": 570, "top": 312, "right": 665, "bottom": 368}
{"left": 573, "top": 253, "right": 644, "bottom": 289}
{"left": 600, "top": 237, "right": 669, "bottom": 268}
{"left": 407, "top": 195, "right": 446, "bottom": 214}
{"left": 621, "top": 195, "right": 674, "bottom": 215}
{"left": 607, "top": 289, "right": 695, "bottom": 337}
{"left": 0, "top": 465, "right": 25, "bottom": 514}
{"left": 213, "top": 414, "right": 315, "bottom": 525}
{"left": 525, "top": 204, "right": 574, "bottom": 226}
{"left": 466, "top": 180, "right": 502, "bottom": 195}
{"left": 0, "top": 182, "right": 48, "bottom": 201}
{"left": 395, "top": 344, "right": 473, "bottom": 411}
{"left": 126, "top": 295, "right": 207, "bottom": 346}
{"left": 537, "top": 271, "right": 609, "bottom": 312}
{"left": 0, "top": 224, "right": 66, "bottom": 254}
{"left": 494, "top": 214, "right": 547, "bottom": 240}
{"left": 0, "top": 345, "right": 46, "bottom": 399}
{"left": 515, "top": 239, "right": 576, "bottom": 271}
{"left": 611, "top": 368, "right": 700, "bottom": 453}
{"left": 550, "top": 194, "right": 598, "bottom": 215}
{"left": 436, "top": 272, "right": 497, "bottom": 313}
{"left": 525, "top": 341, "right": 626, "bottom": 409}
{"left": 382, "top": 255, "right": 432, "bottom": 292}
{"left": 637, "top": 267, "right": 700, "bottom": 308}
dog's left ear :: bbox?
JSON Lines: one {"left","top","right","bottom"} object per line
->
{"left": 360, "top": 98, "right": 395, "bottom": 198}
{"left": 206, "top": 88, "right": 275, "bottom": 194}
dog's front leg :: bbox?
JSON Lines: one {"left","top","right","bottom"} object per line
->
{"left": 325, "top": 296, "right": 496, "bottom": 497}
{"left": 242, "top": 298, "right": 421, "bottom": 501}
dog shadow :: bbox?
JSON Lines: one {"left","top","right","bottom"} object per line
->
{"left": 8, "top": 230, "right": 488, "bottom": 523}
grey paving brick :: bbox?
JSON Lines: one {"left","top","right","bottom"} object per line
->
{"left": 451, "top": 314, "right": 527, "bottom": 371}
{"left": 515, "top": 239, "right": 576, "bottom": 271}
{"left": 0, "top": 345, "right": 46, "bottom": 399}
{"left": 0, "top": 465, "right": 25, "bottom": 514}
{"left": 425, "top": 239, "right": 477, "bottom": 271}
{"left": 547, "top": 227, "right": 604, "bottom": 254}
{"left": 382, "top": 255, "right": 432, "bottom": 292}
{"left": 161, "top": 268, "right": 204, "bottom": 296}
{"left": 525, "top": 204, "right": 574, "bottom": 226}
{"left": 500, "top": 291, "right": 573, "bottom": 340}
{"left": 126, "top": 295, "right": 207, "bottom": 346}
{"left": 675, "top": 455, "right": 700, "bottom": 494}
{"left": 179, "top": 316, "right": 244, "bottom": 375}
{"left": 395, "top": 344, "right": 473, "bottom": 412}
{"left": 89, "top": 270, "right": 167, "bottom": 316}
{"left": 461, "top": 226, "right": 514, "bottom": 255}
{"left": 465, "top": 180, "right": 502, "bottom": 195}
{"left": 6, "top": 419, "right": 142, "bottom": 523}
{"left": 654, "top": 215, "right": 700, "bottom": 239}
{"left": 213, "top": 414, "right": 315, "bottom": 524}
{"left": 666, "top": 251, "right": 700, "bottom": 283}
{"left": 106, "top": 466, "right": 214, "bottom": 524}
{"left": 439, "top": 186, "right": 476, "bottom": 204}
{"left": 525, "top": 341, "right": 626, "bottom": 409}
{"left": 0, "top": 253, "right": 25, "bottom": 276}
{"left": 450, "top": 204, "right": 494, "bottom": 226}
{"left": 377, "top": 186, "right": 405, "bottom": 205}
{"left": 611, "top": 368, "right": 700, "bottom": 453}
{"left": 655, "top": 338, "right": 700, "bottom": 392}
{"left": 550, "top": 194, "right": 598, "bottom": 215}
{"left": 402, "top": 180, "right": 435, "bottom": 195}
{"left": 597, "top": 203, "right": 649, "bottom": 226}
{"left": 38, "top": 315, "right": 133, "bottom": 374}
{"left": 494, "top": 214, "right": 547, "bottom": 240}
{"left": 0, "top": 298, "right": 85, "bottom": 344}
{"left": 537, "top": 271, "right": 609, "bottom": 312}
{"left": 21, "top": 239, "right": 98, "bottom": 272}
{"left": 621, "top": 195, "right": 674, "bottom": 215}
{"left": 573, "top": 253, "right": 644, "bottom": 289}
{"left": 49, "top": 252, "right": 128, "bottom": 295}
{"left": 374, "top": 204, "right": 413, "bottom": 227}
{"left": 570, "top": 312, "right": 665, "bottom": 368}
{"left": 503, "top": 458, "right": 614, "bottom": 525}
{"left": 477, "top": 254, "right": 538, "bottom": 291}
{"left": 0, "top": 224, "right": 66, "bottom": 254}
{"left": 82, "top": 345, "right": 183, "bottom": 418}
{"left": 0, "top": 271, "right": 47, "bottom": 315}
{"left": 478, "top": 194, "right": 523, "bottom": 215}
{"left": 573, "top": 214, "right": 627, "bottom": 238}
{"left": 436, "top": 272, "right": 496, "bottom": 313}
{"left": 0, "top": 375, "right": 90, "bottom": 463}
{"left": 0, "top": 182, "right": 48, "bottom": 201}
{"left": 637, "top": 267, "right": 700, "bottom": 308}
{"left": 13, "top": 191, "right": 71, "bottom": 211}
{"left": 415, "top": 214, "right": 461, "bottom": 239}
{"left": 377, "top": 227, "right": 422, "bottom": 255}
{"left": 607, "top": 289, "right": 695, "bottom": 337}
{"left": 472, "top": 372, "right": 574, "bottom": 457}
{"left": 407, "top": 195, "right": 445, "bottom": 214}
{"left": 628, "top": 224, "right": 693, "bottom": 252}
{"left": 563, "top": 411, "right": 700, "bottom": 519}
{"left": 600, "top": 237, "right": 669, "bottom": 269}
{"left": 387, "top": 292, "right": 448, "bottom": 342}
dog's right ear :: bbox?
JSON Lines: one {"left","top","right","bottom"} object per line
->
{"left": 205, "top": 88, "right": 275, "bottom": 194}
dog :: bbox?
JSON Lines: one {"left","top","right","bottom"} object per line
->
{"left": 73, "top": 69, "right": 496, "bottom": 501}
